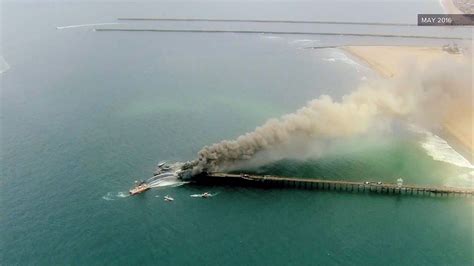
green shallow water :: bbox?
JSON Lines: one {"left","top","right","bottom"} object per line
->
{"left": 244, "top": 136, "right": 470, "bottom": 186}
{"left": 1, "top": 1, "right": 472, "bottom": 265}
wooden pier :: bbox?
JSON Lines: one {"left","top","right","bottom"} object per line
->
{"left": 194, "top": 173, "right": 473, "bottom": 197}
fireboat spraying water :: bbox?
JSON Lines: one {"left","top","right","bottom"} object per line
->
{"left": 128, "top": 161, "right": 197, "bottom": 196}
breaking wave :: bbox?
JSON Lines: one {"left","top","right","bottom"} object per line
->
{"left": 290, "top": 39, "right": 320, "bottom": 47}
{"left": 410, "top": 125, "right": 473, "bottom": 169}
{"left": 421, "top": 133, "right": 473, "bottom": 169}
{"left": 260, "top": 35, "right": 282, "bottom": 40}
{"left": 322, "top": 49, "right": 368, "bottom": 71}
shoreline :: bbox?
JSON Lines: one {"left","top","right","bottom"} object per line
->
{"left": 440, "top": 0, "right": 464, "bottom": 14}
{"left": 341, "top": 45, "right": 467, "bottom": 78}
{"left": 341, "top": 45, "right": 473, "bottom": 164}
{"left": 440, "top": 128, "right": 473, "bottom": 164}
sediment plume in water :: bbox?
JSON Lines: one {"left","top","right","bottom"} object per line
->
{"left": 191, "top": 57, "right": 471, "bottom": 174}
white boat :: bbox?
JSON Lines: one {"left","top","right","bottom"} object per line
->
{"left": 129, "top": 181, "right": 150, "bottom": 196}
{"left": 164, "top": 195, "right": 174, "bottom": 201}
{"left": 190, "top": 192, "right": 212, "bottom": 198}
{"left": 153, "top": 162, "right": 168, "bottom": 175}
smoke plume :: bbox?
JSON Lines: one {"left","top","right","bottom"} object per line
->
{"left": 193, "top": 57, "right": 472, "bottom": 174}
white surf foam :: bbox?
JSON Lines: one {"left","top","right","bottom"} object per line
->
{"left": 116, "top": 191, "right": 129, "bottom": 198}
{"left": 102, "top": 191, "right": 129, "bottom": 201}
{"left": 190, "top": 192, "right": 219, "bottom": 198}
{"left": 146, "top": 162, "right": 189, "bottom": 188}
{"left": 421, "top": 132, "right": 473, "bottom": 169}
{"left": 0, "top": 56, "right": 10, "bottom": 74}
{"left": 290, "top": 39, "right": 320, "bottom": 46}
{"left": 260, "top": 35, "right": 283, "bottom": 40}
{"left": 56, "top": 22, "right": 121, "bottom": 30}
{"left": 148, "top": 176, "right": 187, "bottom": 188}
{"left": 322, "top": 50, "right": 368, "bottom": 73}
{"left": 410, "top": 125, "right": 473, "bottom": 169}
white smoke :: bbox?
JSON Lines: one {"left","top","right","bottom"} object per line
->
{"left": 193, "top": 57, "right": 472, "bottom": 174}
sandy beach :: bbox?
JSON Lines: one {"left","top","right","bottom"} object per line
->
{"left": 342, "top": 46, "right": 467, "bottom": 78}
{"left": 440, "top": 0, "right": 463, "bottom": 14}
{"left": 342, "top": 45, "right": 472, "bottom": 161}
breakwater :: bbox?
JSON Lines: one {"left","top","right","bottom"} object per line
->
{"left": 117, "top": 17, "right": 416, "bottom": 27}
{"left": 94, "top": 28, "right": 470, "bottom": 40}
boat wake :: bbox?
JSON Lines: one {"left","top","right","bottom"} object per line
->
{"left": 56, "top": 22, "right": 121, "bottom": 30}
{"left": 190, "top": 192, "right": 219, "bottom": 198}
{"left": 102, "top": 191, "right": 129, "bottom": 201}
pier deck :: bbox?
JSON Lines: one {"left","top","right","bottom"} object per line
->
{"left": 196, "top": 173, "right": 473, "bottom": 197}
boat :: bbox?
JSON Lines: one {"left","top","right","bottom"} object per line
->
{"left": 240, "top": 173, "right": 253, "bottom": 180}
{"left": 190, "top": 192, "right": 212, "bottom": 198}
{"left": 129, "top": 181, "right": 150, "bottom": 195}
{"left": 164, "top": 195, "right": 174, "bottom": 201}
{"left": 153, "top": 162, "right": 167, "bottom": 175}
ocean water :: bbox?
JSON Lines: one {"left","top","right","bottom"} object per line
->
{"left": 1, "top": 1, "right": 472, "bottom": 265}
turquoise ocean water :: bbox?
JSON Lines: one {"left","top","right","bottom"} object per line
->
{"left": 1, "top": 1, "right": 472, "bottom": 265}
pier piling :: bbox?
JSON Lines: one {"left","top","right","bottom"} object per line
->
{"left": 196, "top": 173, "right": 473, "bottom": 198}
